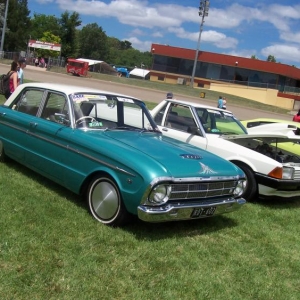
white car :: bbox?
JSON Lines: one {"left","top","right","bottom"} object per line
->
{"left": 151, "top": 99, "right": 300, "bottom": 201}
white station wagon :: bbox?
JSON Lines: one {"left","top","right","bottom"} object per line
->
{"left": 151, "top": 99, "right": 300, "bottom": 201}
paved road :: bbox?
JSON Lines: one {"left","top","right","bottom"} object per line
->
{"left": 1, "top": 64, "right": 293, "bottom": 121}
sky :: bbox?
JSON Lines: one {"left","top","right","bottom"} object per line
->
{"left": 29, "top": 0, "right": 300, "bottom": 67}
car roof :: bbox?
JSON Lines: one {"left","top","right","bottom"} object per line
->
{"left": 165, "top": 99, "right": 234, "bottom": 114}
{"left": 5, "top": 82, "right": 142, "bottom": 106}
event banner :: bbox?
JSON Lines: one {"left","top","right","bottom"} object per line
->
{"left": 28, "top": 40, "right": 61, "bottom": 52}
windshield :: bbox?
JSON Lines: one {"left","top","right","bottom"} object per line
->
{"left": 70, "top": 93, "right": 158, "bottom": 131}
{"left": 195, "top": 108, "right": 247, "bottom": 135}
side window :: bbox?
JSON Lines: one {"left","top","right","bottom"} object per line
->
{"left": 165, "top": 104, "right": 197, "bottom": 133}
{"left": 41, "top": 92, "right": 70, "bottom": 126}
{"left": 197, "top": 109, "right": 215, "bottom": 133}
{"left": 13, "top": 90, "right": 44, "bottom": 116}
{"left": 153, "top": 102, "right": 168, "bottom": 125}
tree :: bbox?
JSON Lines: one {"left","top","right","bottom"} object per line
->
{"left": 266, "top": 55, "right": 276, "bottom": 62}
{"left": 110, "top": 48, "right": 152, "bottom": 69}
{"left": 3, "top": 0, "right": 30, "bottom": 51}
{"left": 120, "top": 40, "right": 132, "bottom": 50}
{"left": 59, "top": 11, "right": 81, "bottom": 58}
{"left": 251, "top": 55, "right": 258, "bottom": 59}
{"left": 33, "top": 31, "right": 61, "bottom": 58}
{"left": 29, "top": 13, "right": 60, "bottom": 40}
{"left": 78, "top": 23, "right": 108, "bottom": 60}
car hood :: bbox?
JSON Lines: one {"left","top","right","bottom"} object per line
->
{"left": 246, "top": 123, "right": 300, "bottom": 136}
{"left": 100, "top": 131, "right": 242, "bottom": 178}
{"left": 221, "top": 131, "right": 300, "bottom": 144}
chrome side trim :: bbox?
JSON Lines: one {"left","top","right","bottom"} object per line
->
{"left": 0, "top": 121, "right": 136, "bottom": 177}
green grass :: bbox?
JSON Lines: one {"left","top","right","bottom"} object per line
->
{"left": 1, "top": 68, "right": 300, "bottom": 299}
{"left": 1, "top": 160, "right": 300, "bottom": 299}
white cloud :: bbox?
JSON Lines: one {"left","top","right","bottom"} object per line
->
{"left": 261, "top": 44, "right": 300, "bottom": 64}
{"left": 50, "top": 0, "right": 300, "bottom": 65}
{"left": 168, "top": 27, "right": 238, "bottom": 49}
{"left": 152, "top": 31, "right": 163, "bottom": 38}
{"left": 280, "top": 31, "right": 300, "bottom": 44}
{"left": 36, "top": 0, "right": 53, "bottom": 3}
{"left": 124, "top": 37, "right": 152, "bottom": 52}
{"left": 226, "top": 49, "right": 259, "bottom": 59}
{"left": 130, "top": 29, "right": 144, "bottom": 36}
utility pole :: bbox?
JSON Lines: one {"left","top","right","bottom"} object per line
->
{"left": 190, "top": 0, "right": 210, "bottom": 88}
{"left": 0, "top": 0, "right": 9, "bottom": 53}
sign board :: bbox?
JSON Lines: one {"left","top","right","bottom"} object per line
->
{"left": 28, "top": 39, "right": 61, "bottom": 52}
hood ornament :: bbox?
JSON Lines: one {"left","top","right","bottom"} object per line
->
{"left": 199, "top": 162, "right": 217, "bottom": 174}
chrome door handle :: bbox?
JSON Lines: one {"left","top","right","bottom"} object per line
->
{"left": 29, "top": 122, "right": 38, "bottom": 128}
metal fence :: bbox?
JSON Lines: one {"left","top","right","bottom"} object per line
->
{"left": 0, "top": 51, "right": 66, "bottom": 68}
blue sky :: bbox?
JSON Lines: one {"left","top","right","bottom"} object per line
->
{"left": 29, "top": 0, "right": 300, "bottom": 67}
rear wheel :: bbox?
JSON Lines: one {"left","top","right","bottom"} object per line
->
{"left": 87, "top": 175, "right": 130, "bottom": 226}
{"left": 234, "top": 162, "right": 257, "bottom": 201}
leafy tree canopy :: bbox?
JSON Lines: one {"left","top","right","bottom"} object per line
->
{"left": 30, "top": 13, "right": 61, "bottom": 40}
{"left": 78, "top": 23, "right": 108, "bottom": 60}
{"left": 34, "top": 31, "right": 61, "bottom": 58}
{"left": 2, "top": 3, "right": 152, "bottom": 68}
{"left": 59, "top": 11, "right": 81, "bottom": 58}
{"left": 267, "top": 55, "right": 276, "bottom": 62}
{"left": 2, "top": 0, "right": 30, "bottom": 51}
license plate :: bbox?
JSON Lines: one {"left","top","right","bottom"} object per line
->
{"left": 190, "top": 207, "right": 216, "bottom": 218}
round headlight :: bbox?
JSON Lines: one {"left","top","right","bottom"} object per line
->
{"left": 148, "top": 184, "right": 171, "bottom": 205}
{"left": 233, "top": 180, "right": 246, "bottom": 197}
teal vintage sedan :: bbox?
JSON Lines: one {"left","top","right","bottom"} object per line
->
{"left": 0, "top": 83, "right": 246, "bottom": 226}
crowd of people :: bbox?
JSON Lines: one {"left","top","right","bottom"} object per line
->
{"left": 5, "top": 58, "right": 26, "bottom": 99}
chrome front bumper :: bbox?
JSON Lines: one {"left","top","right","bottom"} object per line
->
{"left": 137, "top": 197, "right": 246, "bottom": 223}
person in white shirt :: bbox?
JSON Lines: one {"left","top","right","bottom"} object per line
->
{"left": 17, "top": 58, "right": 26, "bottom": 84}
{"left": 222, "top": 97, "right": 227, "bottom": 110}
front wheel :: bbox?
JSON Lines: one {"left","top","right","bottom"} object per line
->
{"left": 234, "top": 162, "right": 258, "bottom": 201}
{"left": 87, "top": 175, "right": 130, "bottom": 226}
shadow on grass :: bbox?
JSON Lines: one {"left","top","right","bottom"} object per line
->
{"left": 254, "top": 197, "right": 300, "bottom": 210}
{"left": 123, "top": 215, "right": 239, "bottom": 240}
{"left": 4, "top": 159, "right": 240, "bottom": 238}
{"left": 4, "top": 159, "right": 86, "bottom": 208}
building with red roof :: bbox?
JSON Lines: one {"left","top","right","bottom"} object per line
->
{"left": 150, "top": 43, "right": 300, "bottom": 110}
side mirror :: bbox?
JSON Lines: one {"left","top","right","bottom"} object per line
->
{"left": 187, "top": 126, "right": 200, "bottom": 135}
{"left": 53, "top": 113, "right": 70, "bottom": 125}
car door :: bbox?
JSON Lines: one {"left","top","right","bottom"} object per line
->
{"left": 0, "top": 88, "right": 45, "bottom": 163}
{"left": 154, "top": 102, "right": 209, "bottom": 150}
{"left": 25, "top": 91, "right": 74, "bottom": 183}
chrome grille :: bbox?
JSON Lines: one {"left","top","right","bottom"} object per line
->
{"left": 169, "top": 180, "right": 237, "bottom": 200}
{"left": 294, "top": 170, "right": 300, "bottom": 180}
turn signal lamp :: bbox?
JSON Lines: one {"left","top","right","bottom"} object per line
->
{"left": 268, "top": 167, "right": 294, "bottom": 180}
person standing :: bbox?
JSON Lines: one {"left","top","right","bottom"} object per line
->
{"left": 292, "top": 109, "right": 300, "bottom": 122}
{"left": 5, "top": 61, "right": 19, "bottom": 99}
{"left": 17, "top": 58, "right": 26, "bottom": 84}
{"left": 222, "top": 97, "right": 227, "bottom": 109}
{"left": 34, "top": 57, "right": 39, "bottom": 67}
{"left": 217, "top": 96, "right": 223, "bottom": 108}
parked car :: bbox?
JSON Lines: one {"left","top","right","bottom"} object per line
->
{"left": 0, "top": 83, "right": 246, "bottom": 226}
{"left": 241, "top": 118, "right": 300, "bottom": 156}
{"left": 241, "top": 118, "right": 300, "bottom": 129}
{"left": 151, "top": 99, "right": 300, "bottom": 201}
